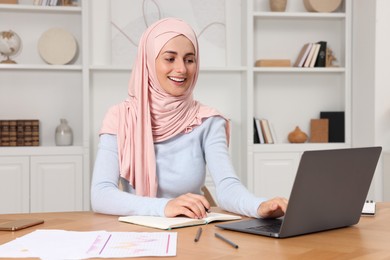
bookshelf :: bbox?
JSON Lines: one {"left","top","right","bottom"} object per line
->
{"left": 246, "top": 0, "right": 352, "bottom": 198}
{"left": 0, "top": 1, "right": 89, "bottom": 213}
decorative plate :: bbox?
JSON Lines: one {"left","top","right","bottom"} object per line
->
{"left": 303, "top": 0, "right": 343, "bottom": 13}
{"left": 38, "top": 28, "right": 77, "bottom": 65}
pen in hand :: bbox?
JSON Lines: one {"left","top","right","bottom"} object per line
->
{"left": 215, "top": 232, "right": 239, "bottom": 249}
{"left": 194, "top": 227, "right": 202, "bottom": 242}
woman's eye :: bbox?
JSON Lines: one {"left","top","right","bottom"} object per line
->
{"left": 165, "top": 57, "right": 175, "bottom": 62}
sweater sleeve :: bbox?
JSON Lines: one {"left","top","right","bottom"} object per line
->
{"left": 90, "top": 134, "right": 170, "bottom": 216}
{"left": 203, "top": 117, "right": 267, "bottom": 218}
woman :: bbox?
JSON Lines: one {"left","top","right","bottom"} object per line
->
{"left": 91, "top": 17, "right": 287, "bottom": 219}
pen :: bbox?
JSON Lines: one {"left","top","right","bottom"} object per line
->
{"left": 194, "top": 227, "right": 202, "bottom": 242}
{"left": 215, "top": 232, "right": 239, "bottom": 249}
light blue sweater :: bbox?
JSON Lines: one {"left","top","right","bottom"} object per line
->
{"left": 91, "top": 116, "right": 265, "bottom": 217}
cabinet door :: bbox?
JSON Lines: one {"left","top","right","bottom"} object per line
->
{"left": 0, "top": 157, "right": 30, "bottom": 213}
{"left": 30, "top": 155, "right": 83, "bottom": 213}
{"left": 251, "top": 153, "right": 301, "bottom": 199}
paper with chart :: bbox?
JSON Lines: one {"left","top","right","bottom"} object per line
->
{"left": 0, "top": 229, "right": 177, "bottom": 259}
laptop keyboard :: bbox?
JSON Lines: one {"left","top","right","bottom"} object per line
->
{"left": 247, "top": 221, "right": 282, "bottom": 233}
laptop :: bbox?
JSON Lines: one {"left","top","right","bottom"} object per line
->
{"left": 216, "top": 146, "right": 382, "bottom": 238}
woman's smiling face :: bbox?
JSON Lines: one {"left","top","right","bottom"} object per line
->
{"left": 155, "top": 35, "right": 197, "bottom": 96}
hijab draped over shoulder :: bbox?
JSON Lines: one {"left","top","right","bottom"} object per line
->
{"left": 99, "top": 18, "right": 230, "bottom": 197}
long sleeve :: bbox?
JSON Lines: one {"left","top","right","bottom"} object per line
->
{"left": 91, "top": 117, "right": 266, "bottom": 218}
{"left": 90, "top": 134, "right": 169, "bottom": 216}
{"left": 203, "top": 117, "right": 267, "bottom": 218}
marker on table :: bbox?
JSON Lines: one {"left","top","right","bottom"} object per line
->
{"left": 194, "top": 227, "right": 202, "bottom": 242}
{"left": 215, "top": 232, "right": 239, "bottom": 249}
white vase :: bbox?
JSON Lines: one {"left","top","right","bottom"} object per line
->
{"left": 55, "top": 118, "right": 73, "bottom": 146}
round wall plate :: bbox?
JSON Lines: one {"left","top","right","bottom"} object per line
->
{"left": 303, "top": 0, "right": 343, "bottom": 13}
{"left": 38, "top": 28, "right": 77, "bottom": 65}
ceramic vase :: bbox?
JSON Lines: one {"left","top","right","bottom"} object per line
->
{"left": 269, "top": 0, "right": 287, "bottom": 12}
{"left": 55, "top": 118, "right": 73, "bottom": 146}
{"left": 288, "top": 126, "right": 308, "bottom": 143}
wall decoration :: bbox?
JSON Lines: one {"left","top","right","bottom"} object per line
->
{"left": 303, "top": 0, "right": 343, "bottom": 13}
{"left": 38, "top": 28, "right": 78, "bottom": 65}
{"left": 110, "top": 0, "right": 228, "bottom": 67}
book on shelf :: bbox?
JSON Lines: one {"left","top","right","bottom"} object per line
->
{"left": 255, "top": 59, "right": 291, "bottom": 67}
{"left": 309, "top": 43, "right": 321, "bottom": 67}
{"left": 260, "top": 119, "right": 274, "bottom": 144}
{"left": 0, "top": 120, "right": 39, "bottom": 147}
{"left": 303, "top": 43, "right": 320, "bottom": 68}
{"left": 295, "top": 41, "right": 328, "bottom": 68}
{"left": 310, "top": 119, "right": 329, "bottom": 143}
{"left": 293, "top": 43, "right": 312, "bottom": 67}
{"left": 254, "top": 118, "right": 265, "bottom": 144}
{"left": 314, "top": 41, "right": 327, "bottom": 67}
{"left": 118, "top": 212, "right": 242, "bottom": 230}
{"left": 269, "top": 122, "right": 278, "bottom": 144}
{"left": 253, "top": 118, "right": 260, "bottom": 144}
{"left": 320, "top": 112, "right": 345, "bottom": 142}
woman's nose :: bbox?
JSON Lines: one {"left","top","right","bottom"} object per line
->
{"left": 174, "top": 59, "right": 187, "bottom": 73}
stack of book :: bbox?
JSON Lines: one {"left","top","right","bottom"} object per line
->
{"left": 33, "top": 0, "right": 74, "bottom": 6}
{"left": 0, "top": 120, "right": 40, "bottom": 146}
{"left": 293, "top": 41, "right": 327, "bottom": 68}
{"left": 253, "top": 118, "right": 276, "bottom": 144}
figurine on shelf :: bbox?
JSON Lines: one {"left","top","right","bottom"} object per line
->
{"left": 326, "top": 47, "right": 338, "bottom": 67}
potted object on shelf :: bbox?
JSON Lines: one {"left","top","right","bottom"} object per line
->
{"left": 269, "top": 0, "right": 287, "bottom": 12}
{"left": 288, "top": 126, "right": 308, "bottom": 143}
{"left": 55, "top": 119, "right": 73, "bottom": 146}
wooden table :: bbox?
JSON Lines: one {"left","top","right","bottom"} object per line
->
{"left": 1, "top": 203, "right": 390, "bottom": 259}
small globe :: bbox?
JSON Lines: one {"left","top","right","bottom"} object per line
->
{"left": 0, "top": 30, "right": 22, "bottom": 64}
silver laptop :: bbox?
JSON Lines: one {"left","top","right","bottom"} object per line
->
{"left": 216, "top": 147, "right": 382, "bottom": 238}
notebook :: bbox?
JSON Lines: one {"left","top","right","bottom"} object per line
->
{"left": 119, "top": 212, "right": 241, "bottom": 230}
{"left": 216, "top": 147, "right": 382, "bottom": 238}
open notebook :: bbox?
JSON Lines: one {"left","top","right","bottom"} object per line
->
{"left": 119, "top": 212, "right": 241, "bottom": 230}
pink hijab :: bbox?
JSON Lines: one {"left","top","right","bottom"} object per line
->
{"left": 100, "top": 18, "right": 229, "bottom": 197}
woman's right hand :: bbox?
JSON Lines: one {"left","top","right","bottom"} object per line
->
{"left": 164, "top": 193, "right": 210, "bottom": 219}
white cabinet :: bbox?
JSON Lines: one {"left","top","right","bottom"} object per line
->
{"left": 0, "top": 157, "right": 29, "bottom": 213}
{"left": 30, "top": 155, "right": 83, "bottom": 212}
{"left": 0, "top": 153, "right": 82, "bottom": 213}
{"left": 250, "top": 152, "right": 301, "bottom": 199}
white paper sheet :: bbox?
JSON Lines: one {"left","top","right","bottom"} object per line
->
{"left": 0, "top": 229, "right": 177, "bottom": 259}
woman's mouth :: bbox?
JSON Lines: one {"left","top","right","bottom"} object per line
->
{"left": 168, "top": 76, "right": 186, "bottom": 83}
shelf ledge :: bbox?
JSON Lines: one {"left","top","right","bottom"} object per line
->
{"left": 252, "top": 143, "right": 350, "bottom": 153}
{"left": 253, "top": 67, "right": 345, "bottom": 73}
{"left": 0, "top": 146, "right": 84, "bottom": 156}
{"left": 0, "top": 4, "right": 81, "bottom": 13}
{"left": 0, "top": 64, "right": 82, "bottom": 71}
{"left": 253, "top": 12, "right": 346, "bottom": 19}
{"left": 90, "top": 65, "right": 247, "bottom": 72}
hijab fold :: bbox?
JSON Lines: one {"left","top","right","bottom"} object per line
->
{"left": 100, "top": 18, "right": 229, "bottom": 197}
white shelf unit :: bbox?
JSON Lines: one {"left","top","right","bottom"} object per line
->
{"left": 246, "top": 0, "right": 352, "bottom": 198}
{"left": 0, "top": 2, "right": 90, "bottom": 213}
